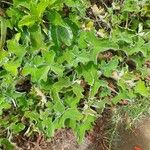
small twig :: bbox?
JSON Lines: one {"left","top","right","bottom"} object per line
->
{"left": 107, "top": 86, "right": 119, "bottom": 95}
{"left": 101, "top": 0, "right": 109, "bottom": 10}
{"left": 11, "top": 98, "right": 17, "bottom": 107}
{"left": 125, "top": 14, "right": 128, "bottom": 29}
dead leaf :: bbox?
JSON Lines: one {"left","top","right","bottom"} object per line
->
{"left": 35, "top": 87, "right": 47, "bottom": 105}
{"left": 91, "top": 4, "right": 105, "bottom": 16}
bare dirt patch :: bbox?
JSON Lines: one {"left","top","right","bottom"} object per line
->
{"left": 114, "top": 118, "right": 150, "bottom": 150}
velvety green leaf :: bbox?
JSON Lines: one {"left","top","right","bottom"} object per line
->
{"left": 58, "top": 108, "right": 83, "bottom": 127}
{"left": 24, "top": 111, "right": 39, "bottom": 122}
{"left": 76, "top": 115, "right": 95, "bottom": 143}
{"left": 29, "top": 25, "right": 46, "bottom": 50}
{"left": 65, "top": 96, "right": 78, "bottom": 107}
{"left": 72, "top": 83, "right": 84, "bottom": 100}
{"left": 92, "top": 100, "right": 107, "bottom": 114}
{"left": 122, "top": 0, "right": 140, "bottom": 12}
{"left": 43, "top": 50, "right": 56, "bottom": 65}
{"left": 4, "top": 61, "right": 20, "bottom": 76}
{"left": 48, "top": 10, "right": 65, "bottom": 26}
{"left": 72, "top": 46, "right": 91, "bottom": 65}
{"left": 41, "top": 117, "right": 54, "bottom": 137}
{"left": 112, "top": 90, "right": 129, "bottom": 104}
{"left": 37, "top": 0, "right": 49, "bottom": 17}
{"left": 0, "top": 138, "right": 14, "bottom": 150}
{"left": 13, "top": 0, "right": 30, "bottom": 8}
{"left": 7, "top": 38, "right": 26, "bottom": 58}
{"left": 0, "top": 51, "right": 9, "bottom": 66}
{"left": 36, "top": 66, "right": 50, "bottom": 82}
{"left": 128, "top": 37, "right": 148, "bottom": 56}
{"left": 52, "top": 77, "right": 71, "bottom": 92}
{"left": 51, "top": 25, "right": 73, "bottom": 46}
{"left": 89, "top": 79, "right": 101, "bottom": 98}
{"left": 99, "top": 58, "right": 119, "bottom": 77}
{"left": 18, "top": 15, "right": 37, "bottom": 27}
{"left": 78, "top": 63, "right": 98, "bottom": 85}
{"left": 0, "top": 97, "right": 11, "bottom": 115}
{"left": 11, "top": 123, "right": 25, "bottom": 134}
{"left": 134, "top": 80, "right": 149, "bottom": 97}
{"left": 23, "top": 65, "right": 50, "bottom": 82}
{"left": 53, "top": 100, "right": 65, "bottom": 113}
{"left": 50, "top": 64, "right": 64, "bottom": 77}
{"left": 32, "top": 55, "right": 44, "bottom": 66}
{"left": 50, "top": 77, "right": 71, "bottom": 102}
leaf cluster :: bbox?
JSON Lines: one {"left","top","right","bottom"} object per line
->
{"left": 0, "top": 0, "right": 150, "bottom": 148}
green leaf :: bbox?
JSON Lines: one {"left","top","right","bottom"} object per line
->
{"left": 4, "top": 61, "right": 20, "bottom": 76}
{"left": 24, "top": 111, "right": 39, "bottom": 122}
{"left": 77, "top": 62, "right": 98, "bottom": 85}
{"left": 72, "top": 83, "right": 84, "bottom": 100}
{"left": 43, "top": 50, "right": 56, "bottom": 65}
{"left": 51, "top": 77, "right": 71, "bottom": 102}
{"left": 36, "top": 66, "right": 50, "bottom": 82}
{"left": 29, "top": 25, "right": 46, "bottom": 50}
{"left": 89, "top": 79, "right": 101, "bottom": 98}
{"left": 134, "top": 80, "right": 149, "bottom": 97}
{"left": 0, "top": 97, "right": 11, "bottom": 115}
{"left": 48, "top": 10, "right": 65, "bottom": 26}
{"left": 128, "top": 37, "right": 148, "bottom": 56}
{"left": 7, "top": 34, "right": 26, "bottom": 58}
{"left": 52, "top": 77, "right": 71, "bottom": 92}
{"left": 53, "top": 100, "right": 65, "bottom": 113}
{"left": 50, "top": 64, "right": 64, "bottom": 77}
{"left": 78, "top": 31, "right": 89, "bottom": 49}
{"left": 41, "top": 117, "right": 54, "bottom": 137}
{"left": 76, "top": 115, "right": 95, "bottom": 143}
{"left": 72, "top": 46, "right": 91, "bottom": 65}
{"left": 58, "top": 108, "right": 83, "bottom": 128}
{"left": 51, "top": 25, "right": 73, "bottom": 46}
{"left": 122, "top": 0, "right": 140, "bottom": 12}
{"left": 37, "top": 0, "right": 49, "bottom": 17}
{"left": 18, "top": 15, "right": 37, "bottom": 27}
{"left": 13, "top": 0, "right": 30, "bottom": 8}
{"left": 99, "top": 58, "right": 119, "bottom": 77}
{"left": 92, "top": 100, "right": 107, "bottom": 114}
{"left": 65, "top": 96, "right": 78, "bottom": 108}
{"left": 11, "top": 123, "right": 25, "bottom": 134}
{"left": 0, "top": 138, "right": 14, "bottom": 150}
{"left": 112, "top": 90, "right": 129, "bottom": 104}
{"left": 23, "top": 65, "right": 50, "bottom": 82}
{"left": 0, "top": 51, "right": 9, "bottom": 66}
{"left": 32, "top": 55, "right": 44, "bottom": 66}
{"left": 78, "top": 31, "right": 119, "bottom": 62}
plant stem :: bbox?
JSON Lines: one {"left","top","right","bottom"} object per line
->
{"left": 0, "top": 16, "right": 7, "bottom": 50}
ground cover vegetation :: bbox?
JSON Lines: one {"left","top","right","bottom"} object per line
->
{"left": 0, "top": 0, "right": 150, "bottom": 149}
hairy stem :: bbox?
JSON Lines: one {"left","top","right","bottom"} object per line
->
{"left": 0, "top": 16, "right": 7, "bottom": 50}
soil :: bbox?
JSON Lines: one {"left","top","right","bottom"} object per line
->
{"left": 114, "top": 118, "right": 150, "bottom": 150}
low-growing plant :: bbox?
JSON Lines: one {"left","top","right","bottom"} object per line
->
{"left": 0, "top": 0, "right": 150, "bottom": 149}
